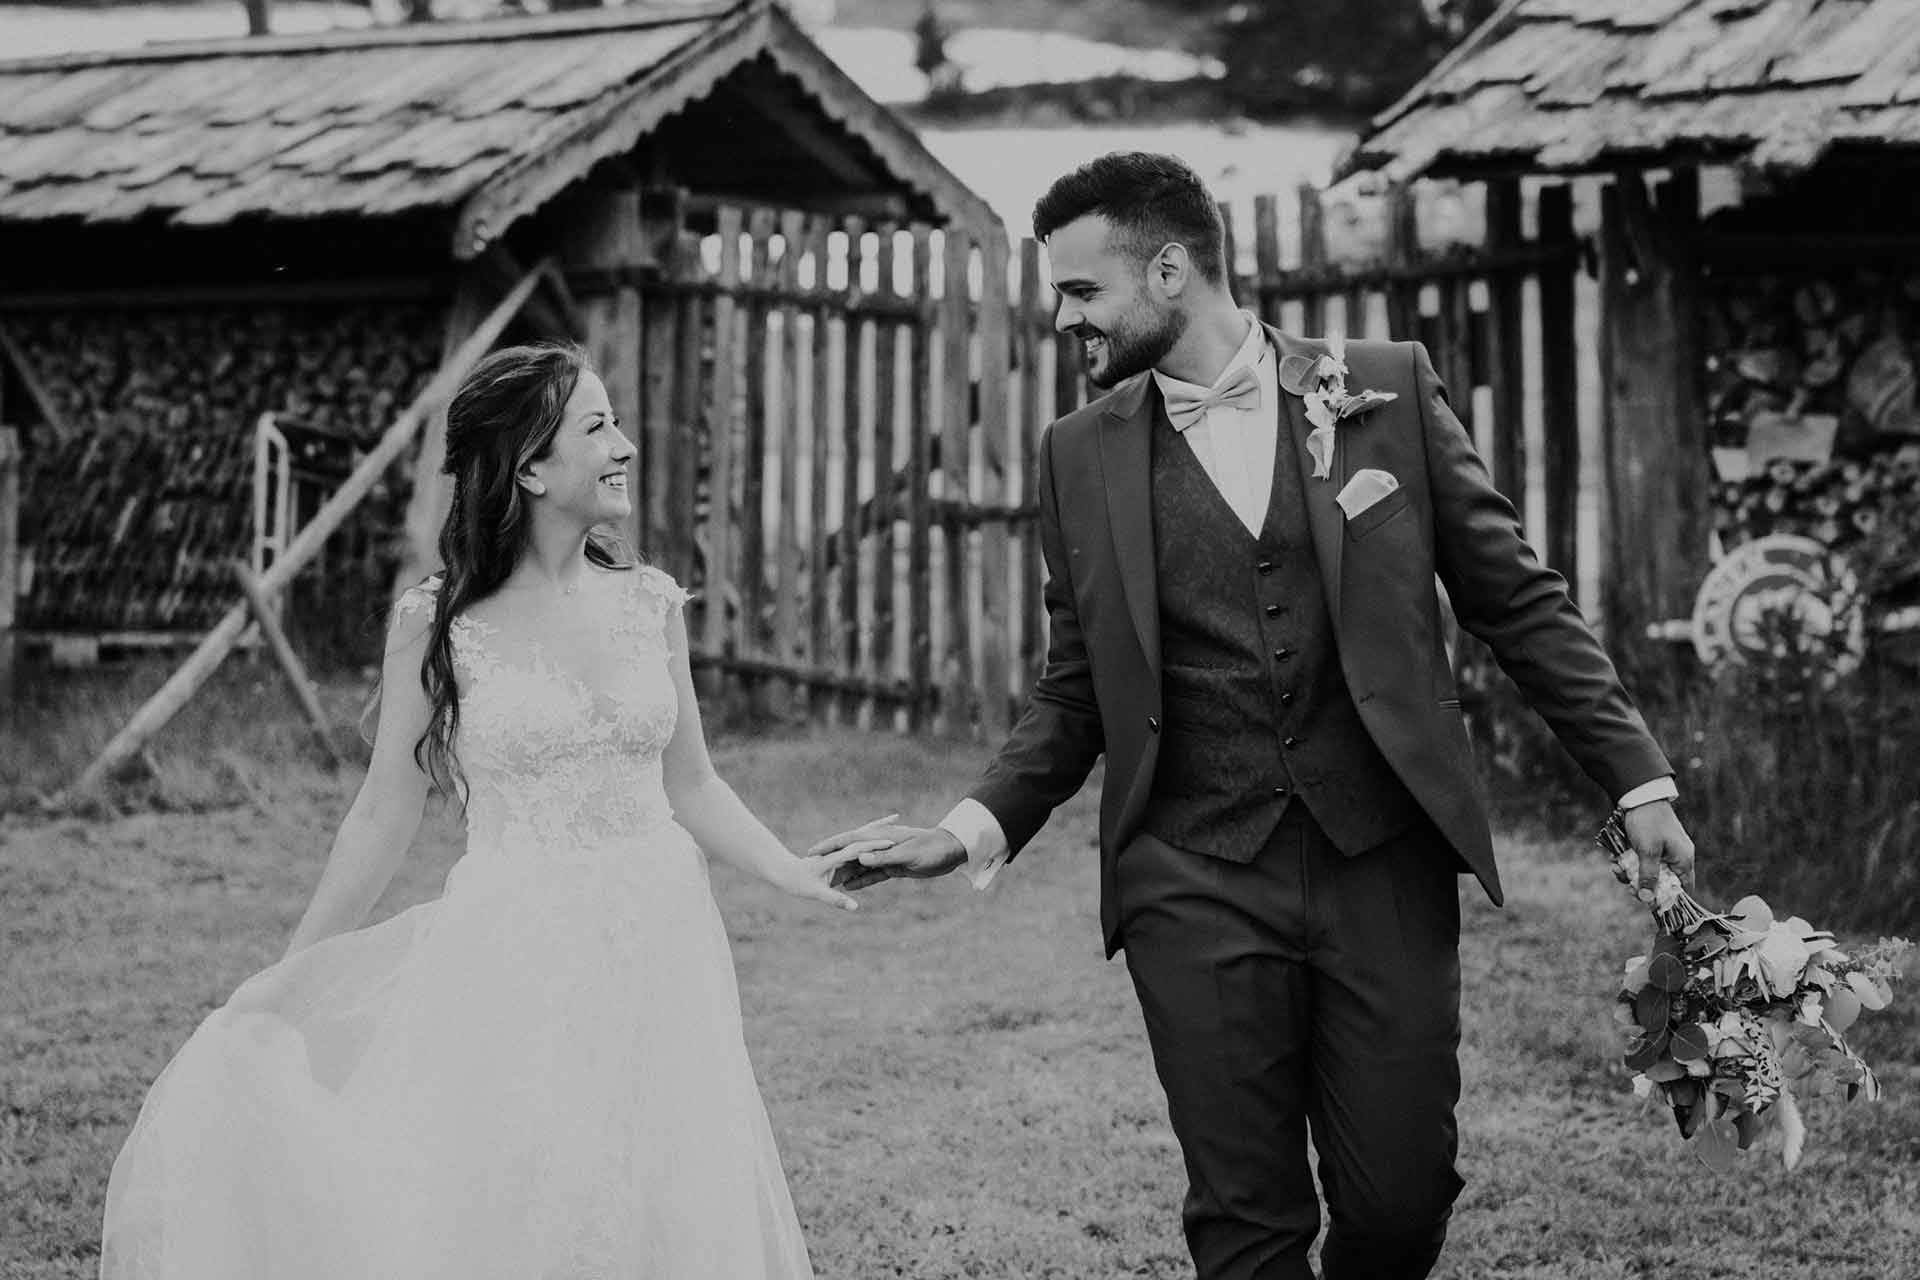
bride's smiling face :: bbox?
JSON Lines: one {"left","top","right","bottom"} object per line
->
{"left": 521, "top": 371, "right": 635, "bottom": 526}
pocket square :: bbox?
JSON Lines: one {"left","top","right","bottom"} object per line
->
{"left": 1335, "top": 468, "right": 1399, "bottom": 519}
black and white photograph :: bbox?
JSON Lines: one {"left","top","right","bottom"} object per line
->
{"left": 2, "top": 1, "right": 1917, "bottom": 1276}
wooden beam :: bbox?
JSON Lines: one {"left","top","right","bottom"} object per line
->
{"left": 232, "top": 560, "right": 342, "bottom": 767}
{"left": 65, "top": 261, "right": 555, "bottom": 798}
{"left": 0, "top": 328, "right": 70, "bottom": 442}
{"left": 395, "top": 272, "right": 489, "bottom": 594}
{"left": 478, "top": 244, "right": 587, "bottom": 341}
{"left": 0, "top": 429, "right": 18, "bottom": 700}
{"left": 685, "top": 191, "right": 912, "bottom": 223}
{"left": 0, "top": 276, "right": 450, "bottom": 312}
{"left": 1598, "top": 171, "right": 1709, "bottom": 665}
{"left": 1536, "top": 184, "right": 1582, "bottom": 602}
{"left": 567, "top": 180, "right": 648, "bottom": 551}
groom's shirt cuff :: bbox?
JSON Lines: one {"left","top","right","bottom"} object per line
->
{"left": 1616, "top": 777, "right": 1679, "bottom": 811}
{"left": 938, "top": 798, "right": 1008, "bottom": 890}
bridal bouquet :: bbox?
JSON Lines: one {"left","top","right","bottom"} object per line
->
{"left": 1598, "top": 812, "right": 1911, "bottom": 1171}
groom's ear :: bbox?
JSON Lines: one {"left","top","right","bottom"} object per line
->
{"left": 1150, "top": 241, "right": 1193, "bottom": 299}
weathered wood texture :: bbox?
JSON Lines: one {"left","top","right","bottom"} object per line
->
{"left": 231, "top": 558, "right": 342, "bottom": 767}
{"left": 0, "top": 1, "right": 996, "bottom": 261}
{"left": 67, "top": 262, "right": 557, "bottom": 796}
{"left": 1228, "top": 182, "right": 1592, "bottom": 608}
{"left": 634, "top": 181, "right": 1600, "bottom": 734}
{"left": 640, "top": 206, "right": 1063, "bottom": 734}
{"left": 1352, "top": 0, "right": 1920, "bottom": 182}
{"left": 1598, "top": 170, "right": 1710, "bottom": 659}
{"left": 5, "top": 302, "right": 443, "bottom": 640}
{"left": 0, "top": 428, "right": 17, "bottom": 698}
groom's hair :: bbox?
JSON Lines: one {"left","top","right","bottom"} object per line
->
{"left": 1033, "top": 152, "right": 1227, "bottom": 284}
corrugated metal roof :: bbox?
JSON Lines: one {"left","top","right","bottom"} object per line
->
{"left": 1346, "top": 0, "right": 1920, "bottom": 180}
{"left": 0, "top": 0, "right": 1001, "bottom": 253}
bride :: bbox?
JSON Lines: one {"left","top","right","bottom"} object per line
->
{"left": 100, "top": 342, "right": 871, "bottom": 1279}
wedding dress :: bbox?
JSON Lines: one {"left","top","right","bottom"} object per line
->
{"left": 100, "top": 566, "right": 815, "bottom": 1280}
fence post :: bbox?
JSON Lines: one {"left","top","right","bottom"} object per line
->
{"left": 700, "top": 205, "right": 743, "bottom": 701}
{"left": 977, "top": 233, "right": 1013, "bottom": 738}
{"left": 837, "top": 217, "right": 869, "bottom": 724}
{"left": 1598, "top": 169, "right": 1709, "bottom": 662}
{"left": 1018, "top": 238, "right": 1048, "bottom": 703}
{"left": 871, "top": 224, "right": 900, "bottom": 725}
{"left": 1252, "top": 194, "right": 1283, "bottom": 330}
{"left": 1535, "top": 184, "right": 1582, "bottom": 597}
{"left": 0, "top": 428, "right": 17, "bottom": 700}
{"left": 568, "top": 178, "right": 648, "bottom": 553}
{"left": 1297, "top": 184, "right": 1328, "bottom": 336}
{"left": 906, "top": 224, "right": 936, "bottom": 732}
{"left": 1483, "top": 179, "right": 1529, "bottom": 514}
{"left": 940, "top": 226, "right": 974, "bottom": 733}
{"left": 1384, "top": 183, "right": 1422, "bottom": 340}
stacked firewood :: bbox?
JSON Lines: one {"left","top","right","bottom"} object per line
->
{"left": 1704, "top": 269, "right": 1920, "bottom": 595}
{"left": 13, "top": 305, "right": 440, "bottom": 647}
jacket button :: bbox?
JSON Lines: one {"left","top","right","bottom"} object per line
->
{"left": 1280, "top": 691, "right": 1295, "bottom": 706}
{"left": 1264, "top": 603, "right": 1281, "bottom": 618}
{"left": 1257, "top": 561, "right": 1274, "bottom": 575}
{"left": 1283, "top": 736, "right": 1300, "bottom": 749}
{"left": 1272, "top": 785, "right": 1289, "bottom": 797}
{"left": 1148, "top": 716, "right": 1160, "bottom": 733}
{"left": 1273, "top": 648, "right": 1292, "bottom": 662}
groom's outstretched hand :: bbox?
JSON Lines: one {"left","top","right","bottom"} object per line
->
{"left": 806, "top": 821, "right": 966, "bottom": 892}
{"left": 1621, "top": 800, "right": 1697, "bottom": 901}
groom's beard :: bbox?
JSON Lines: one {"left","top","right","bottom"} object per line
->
{"left": 1075, "top": 301, "right": 1186, "bottom": 388}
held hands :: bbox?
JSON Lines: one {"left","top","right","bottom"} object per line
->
{"left": 806, "top": 816, "right": 967, "bottom": 892}
{"left": 1620, "top": 799, "right": 1697, "bottom": 905}
{"left": 773, "top": 841, "right": 880, "bottom": 912}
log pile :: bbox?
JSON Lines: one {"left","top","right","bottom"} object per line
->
{"left": 1704, "top": 268, "right": 1920, "bottom": 598}
{"left": 12, "top": 304, "right": 441, "bottom": 652}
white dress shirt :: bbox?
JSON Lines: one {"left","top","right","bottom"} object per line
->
{"left": 938, "top": 315, "right": 1676, "bottom": 887}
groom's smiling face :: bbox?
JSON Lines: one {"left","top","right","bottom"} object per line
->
{"left": 1047, "top": 214, "right": 1187, "bottom": 389}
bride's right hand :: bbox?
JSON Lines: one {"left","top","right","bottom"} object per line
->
{"left": 774, "top": 842, "right": 886, "bottom": 912}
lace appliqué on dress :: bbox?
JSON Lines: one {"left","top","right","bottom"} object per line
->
{"left": 400, "top": 569, "right": 691, "bottom": 861}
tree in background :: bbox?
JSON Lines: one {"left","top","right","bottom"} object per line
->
{"left": 1192, "top": 0, "right": 1506, "bottom": 117}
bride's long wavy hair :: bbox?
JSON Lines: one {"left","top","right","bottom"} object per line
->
{"left": 406, "top": 341, "right": 632, "bottom": 799}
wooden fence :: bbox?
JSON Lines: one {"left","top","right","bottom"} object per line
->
{"left": 636, "top": 182, "right": 1593, "bottom": 735}
{"left": 636, "top": 203, "right": 1082, "bottom": 736}
{"left": 1221, "top": 181, "right": 1593, "bottom": 607}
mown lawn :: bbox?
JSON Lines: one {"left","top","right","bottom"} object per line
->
{"left": 3, "top": 728, "right": 1916, "bottom": 1279}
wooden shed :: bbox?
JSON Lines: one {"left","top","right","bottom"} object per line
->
{"left": 0, "top": 0, "right": 1008, "bottom": 710}
{"left": 1343, "top": 0, "right": 1920, "bottom": 655}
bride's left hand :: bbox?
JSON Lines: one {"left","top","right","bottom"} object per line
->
{"left": 776, "top": 841, "right": 889, "bottom": 912}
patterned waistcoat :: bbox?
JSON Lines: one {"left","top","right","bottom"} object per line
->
{"left": 1143, "top": 402, "right": 1425, "bottom": 860}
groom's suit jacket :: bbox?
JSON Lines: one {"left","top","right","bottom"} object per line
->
{"left": 968, "top": 329, "right": 1671, "bottom": 957}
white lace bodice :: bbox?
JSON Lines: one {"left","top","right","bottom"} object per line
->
{"left": 395, "top": 565, "right": 691, "bottom": 859}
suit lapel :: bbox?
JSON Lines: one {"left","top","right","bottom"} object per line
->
{"left": 1098, "top": 374, "right": 1161, "bottom": 675}
{"left": 1266, "top": 326, "right": 1345, "bottom": 627}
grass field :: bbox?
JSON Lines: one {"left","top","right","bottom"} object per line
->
{"left": 3, "top": 724, "right": 1917, "bottom": 1279}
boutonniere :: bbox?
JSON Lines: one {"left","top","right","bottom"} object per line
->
{"left": 1276, "top": 334, "right": 1398, "bottom": 480}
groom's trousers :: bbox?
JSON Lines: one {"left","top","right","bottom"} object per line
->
{"left": 1116, "top": 807, "right": 1467, "bottom": 1280}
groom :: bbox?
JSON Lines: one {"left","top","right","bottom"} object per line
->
{"left": 814, "top": 152, "right": 1694, "bottom": 1280}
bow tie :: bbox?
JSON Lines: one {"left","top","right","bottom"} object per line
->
{"left": 1163, "top": 364, "right": 1261, "bottom": 432}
